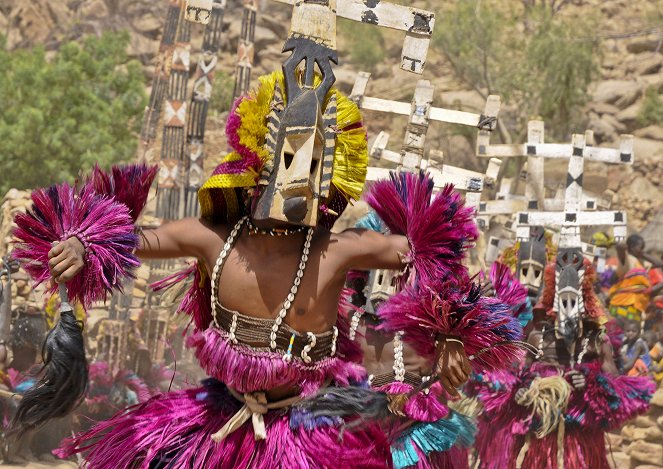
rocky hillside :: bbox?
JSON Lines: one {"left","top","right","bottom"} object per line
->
{"left": 1, "top": 0, "right": 662, "bottom": 238}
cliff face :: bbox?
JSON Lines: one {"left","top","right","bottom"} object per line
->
{"left": 1, "top": 0, "right": 662, "bottom": 237}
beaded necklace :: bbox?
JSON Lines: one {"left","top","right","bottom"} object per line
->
{"left": 210, "top": 217, "right": 331, "bottom": 362}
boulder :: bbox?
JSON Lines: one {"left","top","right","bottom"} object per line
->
{"left": 642, "top": 74, "right": 663, "bottom": 94}
{"left": 593, "top": 80, "right": 642, "bottom": 106}
{"left": 588, "top": 112, "right": 618, "bottom": 143}
{"left": 127, "top": 33, "right": 159, "bottom": 62}
{"left": 627, "top": 39, "right": 663, "bottom": 54}
{"left": 645, "top": 426, "right": 663, "bottom": 443}
{"left": 629, "top": 441, "right": 663, "bottom": 466}
{"left": 653, "top": 388, "right": 663, "bottom": 408}
{"left": 619, "top": 175, "right": 663, "bottom": 202}
{"left": 623, "top": 425, "right": 649, "bottom": 442}
{"left": 634, "top": 138, "right": 663, "bottom": 159}
{"left": 635, "top": 126, "right": 663, "bottom": 141}
{"left": 78, "top": 0, "right": 109, "bottom": 19}
{"left": 589, "top": 101, "right": 621, "bottom": 116}
{"left": 132, "top": 15, "right": 162, "bottom": 34}
{"left": 635, "top": 416, "right": 658, "bottom": 429}
{"left": 616, "top": 102, "right": 643, "bottom": 131}
{"left": 634, "top": 53, "right": 663, "bottom": 75}
{"left": 609, "top": 452, "right": 630, "bottom": 469}
{"left": 606, "top": 432, "right": 624, "bottom": 447}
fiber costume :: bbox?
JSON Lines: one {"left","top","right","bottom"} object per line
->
{"left": 338, "top": 180, "right": 525, "bottom": 469}
{"left": 474, "top": 255, "right": 654, "bottom": 469}
{"left": 13, "top": 72, "right": 392, "bottom": 467}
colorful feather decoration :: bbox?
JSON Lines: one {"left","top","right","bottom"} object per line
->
{"left": 490, "top": 261, "right": 533, "bottom": 328}
{"left": 391, "top": 411, "right": 475, "bottom": 469}
{"left": 12, "top": 183, "right": 139, "bottom": 307}
{"left": 364, "top": 171, "right": 479, "bottom": 287}
{"left": 377, "top": 281, "right": 524, "bottom": 371}
{"left": 88, "top": 163, "right": 159, "bottom": 222}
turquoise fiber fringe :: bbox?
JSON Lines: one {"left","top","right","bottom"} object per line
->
{"left": 391, "top": 411, "right": 476, "bottom": 469}
{"left": 355, "top": 210, "right": 386, "bottom": 232}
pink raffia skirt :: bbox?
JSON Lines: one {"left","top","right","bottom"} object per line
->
{"left": 57, "top": 378, "right": 391, "bottom": 468}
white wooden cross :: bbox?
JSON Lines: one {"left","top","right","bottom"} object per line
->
{"left": 476, "top": 123, "right": 632, "bottom": 231}
{"left": 271, "top": 0, "right": 436, "bottom": 74}
{"left": 514, "top": 133, "right": 628, "bottom": 249}
{"left": 349, "top": 71, "right": 501, "bottom": 206}
{"left": 348, "top": 73, "right": 500, "bottom": 303}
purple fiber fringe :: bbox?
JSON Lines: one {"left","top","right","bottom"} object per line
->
{"left": 376, "top": 281, "right": 524, "bottom": 371}
{"left": 57, "top": 380, "right": 391, "bottom": 469}
{"left": 489, "top": 262, "right": 528, "bottom": 315}
{"left": 376, "top": 381, "right": 449, "bottom": 423}
{"left": 188, "top": 328, "right": 366, "bottom": 397}
{"left": 217, "top": 96, "right": 262, "bottom": 176}
{"left": 364, "top": 172, "right": 478, "bottom": 288}
{"left": 474, "top": 361, "right": 654, "bottom": 469}
{"left": 12, "top": 184, "right": 139, "bottom": 307}
{"left": 88, "top": 163, "right": 158, "bottom": 222}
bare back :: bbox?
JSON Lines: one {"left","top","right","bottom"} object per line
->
{"left": 137, "top": 217, "right": 408, "bottom": 335}
{"left": 211, "top": 226, "right": 348, "bottom": 334}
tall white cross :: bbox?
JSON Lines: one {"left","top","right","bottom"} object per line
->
{"left": 514, "top": 133, "right": 629, "bottom": 249}
{"left": 349, "top": 72, "right": 501, "bottom": 206}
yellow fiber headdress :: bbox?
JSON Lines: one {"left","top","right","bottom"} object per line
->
{"left": 198, "top": 71, "right": 368, "bottom": 227}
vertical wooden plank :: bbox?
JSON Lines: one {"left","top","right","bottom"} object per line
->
{"left": 400, "top": 80, "right": 434, "bottom": 170}
{"left": 524, "top": 120, "right": 545, "bottom": 209}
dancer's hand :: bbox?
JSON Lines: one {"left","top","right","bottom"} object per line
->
{"left": 48, "top": 238, "right": 85, "bottom": 283}
{"left": 436, "top": 337, "right": 471, "bottom": 398}
{"left": 565, "top": 370, "right": 586, "bottom": 390}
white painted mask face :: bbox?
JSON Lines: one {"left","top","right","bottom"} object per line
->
{"left": 554, "top": 248, "right": 585, "bottom": 349}
{"left": 517, "top": 226, "right": 547, "bottom": 299}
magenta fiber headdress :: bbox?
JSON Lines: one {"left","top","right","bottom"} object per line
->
{"left": 378, "top": 281, "right": 524, "bottom": 372}
{"left": 12, "top": 183, "right": 139, "bottom": 306}
{"left": 490, "top": 262, "right": 528, "bottom": 312}
{"left": 10, "top": 164, "right": 151, "bottom": 436}
{"left": 364, "top": 171, "right": 478, "bottom": 288}
{"left": 88, "top": 163, "right": 158, "bottom": 223}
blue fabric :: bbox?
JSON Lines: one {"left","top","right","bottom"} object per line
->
{"left": 391, "top": 411, "right": 476, "bottom": 469}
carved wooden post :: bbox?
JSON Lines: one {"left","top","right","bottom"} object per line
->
{"left": 140, "top": 0, "right": 183, "bottom": 153}
{"left": 233, "top": 0, "right": 259, "bottom": 99}
{"left": 185, "top": 0, "right": 227, "bottom": 216}
{"left": 477, "top": 124, "right": 633, "bottom": 228}
{"left": 97, "top": 319, "right": 129, "bottom": 376}
{"left": 354, "top": 73, "right": 500, "bottom": 200}
{"left": 156, "top": 4, "right": 192, "bottom": 221}
{"left": 271, "top": 0, "right": 435, "bottom": 74}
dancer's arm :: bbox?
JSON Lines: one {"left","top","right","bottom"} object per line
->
{"left": 336, "top": 229, "right": 409, "bottom": 271}
{"left": 600, "top": 334, "right": 619, "bottom": 375}
{"left": 48, "top": 217, "right": 216, "bottom": 283}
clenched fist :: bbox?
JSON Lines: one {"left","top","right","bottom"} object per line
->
{"left": 48, "top": 237, "right": 85, "bottom": 283}
{"left": 565, "top": 370, "right": 586, "bottom": 391}
{"left": 436, "top": 338, "right": 472, "bottom": 398}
